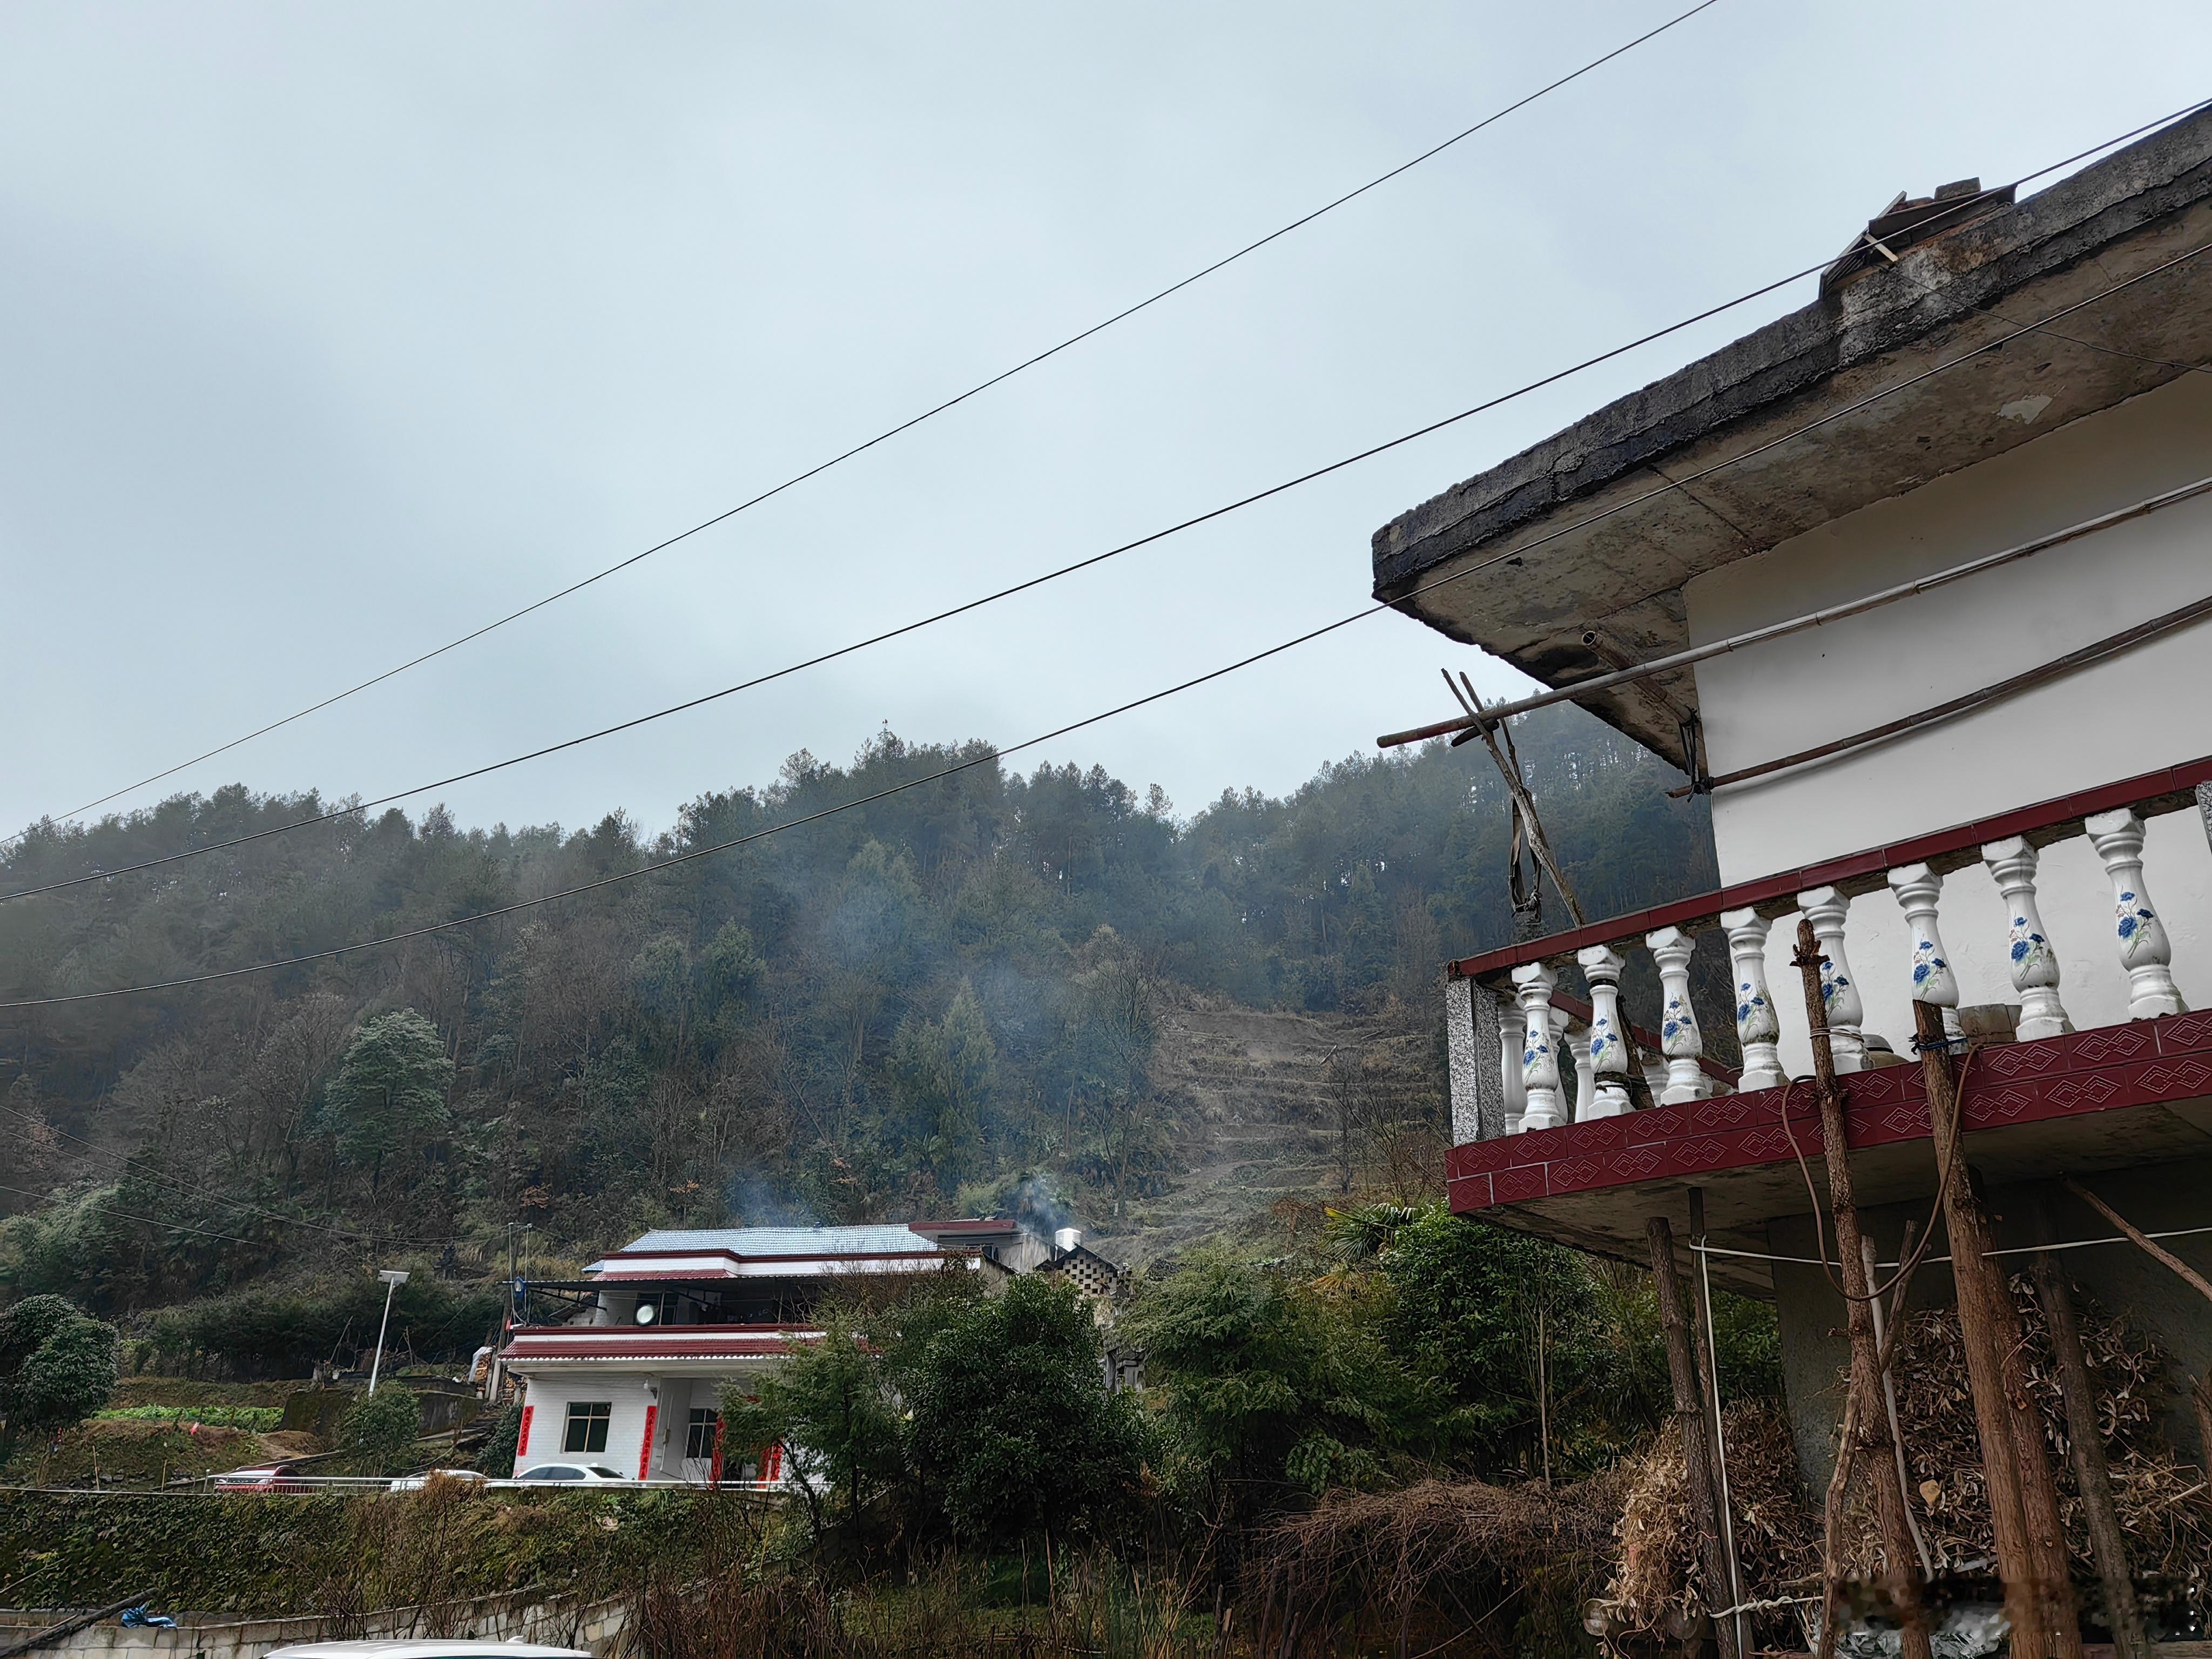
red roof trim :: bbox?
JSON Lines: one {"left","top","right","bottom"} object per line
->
{"left": 1447, "top": 755, "right": 2212, "bottom": 983}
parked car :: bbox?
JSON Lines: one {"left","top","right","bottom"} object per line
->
{"left": 497, "top": 1462, "right": 628, "bottom": 1485}
{"left": 268, "top": 1643, "right": 588, "bottom": 1659}
{"left": 212, "top": 1464, "right": 308, "bottom": 1494}
{"left": 387, "top": 1468, "right": 491, "bottom": 1493}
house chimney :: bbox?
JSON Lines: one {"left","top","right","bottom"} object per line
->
{"left": 1053, "top": 1226, "right": 1082, "bottom": 1254}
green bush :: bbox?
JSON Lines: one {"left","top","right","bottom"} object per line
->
{"left": 341, "top": 1384, "right": 425, "bottom": 1475}
{"left": 0, "top": 1294, "right": 119, "bottom": 1455}
{"left": 902, "top": 1274, "right": 1149, "bottom": 1547}
{"left": 476, "top": 1399, "right": 524, "bottom": 1478}
{"left": 150, "top": 1274, "right": 502, "bottom": 1378}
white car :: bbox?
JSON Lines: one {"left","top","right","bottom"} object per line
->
{"left": 269, "top": 1644, "right": 588, "bottom": 1659}
{"left": 498, "top": 1462, "right": 629, "bottom": 1485}
{"left": 387, "top": 1468, "right": 491, "bottom": 1493}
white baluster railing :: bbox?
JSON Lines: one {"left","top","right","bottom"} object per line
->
{"left": 1644, "top": 926, "right": 1709, "bottom": 1105}
{"left": 1577, "top": 945, "right": 1635, "bottom": 1117}
{"left": 1982, "top": 835, "right": 2074, "bottom": 1040}
{"left": 1721, "top": 907, "right": 1784, "bottom": 1090}
{"left": 1564, "top": 1021, "right": 1594, "bottom": 1124}
{"left": 2085, "top": 808, "right": 2189, "bottom": 1019}
{"left": 1796, "top": 886, "right": 1870, "bottom": 1071}
{"left": 1887, "top": 864, "right": 1963, "bottom": 1040}
{"left": 1513, "top": 962, "right": 1566, "bottom": 1131}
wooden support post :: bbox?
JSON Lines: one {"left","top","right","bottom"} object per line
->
{"left": 2028, "top": 1193, "right": 2147, "bottom": 1659}
{"left": 1648, "top": 1214, "right": 1737, "bottom": 1659}
{"left": 1688, "top": 1188, "right": 1746, "bottom": 1659}
{"left": 1913, "top": 1003, "right": 2079, "bottom": 1659}
{"left": 2062, "top": 1175, "right": 2212, "bottom": 1472}
{"left": 1792, "top": 922, "right": 1930, "bottom": 1659}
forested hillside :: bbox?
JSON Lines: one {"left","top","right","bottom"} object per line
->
{"left": 0, "top": 704, "right": 1715, "bottom": 1368}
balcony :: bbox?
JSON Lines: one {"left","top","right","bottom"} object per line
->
{"left": 1441, "top": 756, "right": 2212, "bottom": 1291}
{"left": 499, "top": 1323, "right": 817, "bottom": 1371}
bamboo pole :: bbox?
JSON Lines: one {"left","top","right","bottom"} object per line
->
{"left": 1912, "top": 1003, "right": 2078, "bottom": 1659}
{"left": 1648, "top": 1214, "right": 1737, "bottom": 1659}
{"left": 1689, "top": 1188, "right": 1747, "bottom": 1659}
{"left": 1791, "top": 921, "right": 1930, "bottom": 1659}
{"left": 2062, "top": 1175, "right": 2212, "bottom": 1472}
{"left": 2028, "top": 1193, "right": 2147, "bottom": 1659}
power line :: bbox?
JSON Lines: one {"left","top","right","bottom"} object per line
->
{"left": 0, "top": 1096, "right": 456, "bottom": 1249}
{"left": 0, "top": 1179, "right": 269, "bottom": 1250}
{"left": 8, "top": 100, "right": 2200, "bottom": 905}
{"left": 7, "top": 226, "right": 2206, "bottom": 1011}
{"left": 9, "top": 0, "right": 1729, "bottom": 844}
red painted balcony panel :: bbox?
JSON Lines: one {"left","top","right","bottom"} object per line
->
{"left": 1448, "top": 1014, "right": 2212, "bottom": 1215}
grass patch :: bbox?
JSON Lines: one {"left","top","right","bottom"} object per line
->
{"left": 97, "top": 1405, "right": 285, "bottom": 1431}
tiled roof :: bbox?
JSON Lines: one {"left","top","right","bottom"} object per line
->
{"left": 615, "top": 1225, "right": 943, "bottom": 1257}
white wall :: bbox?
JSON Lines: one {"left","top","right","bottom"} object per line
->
{"left": 516, "top": 1374, "right": 656, "bottom": 1476}
{"left": 1682, "top": 373, "right": 2212, "bottom": 1057}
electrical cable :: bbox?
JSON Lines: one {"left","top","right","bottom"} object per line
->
{"left": 0, "top": 1096, "right": 459, "bottom": 1249}
{"left": 9, "top": 99, "right": 2203, "bottom": 903}
{"left": 6, "top": 206, "right": 2209, "bottom": 1008}
{"left": 8, "top": 0, "right": 1731, "bottom": 842}
{"left": 0, "top": 1179, "right": 269, "bottom": 1250}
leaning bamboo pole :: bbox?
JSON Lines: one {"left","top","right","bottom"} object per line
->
{"left": 2028, "top": 1192, "right": 2147, "bottom": 1659}
{"left": 1648, "top": 1214, "right": 1737, "bottom": 1659}
{"left": 1912, "top": 1002, "right": 2079, "bottom": 1659}
{"left": 1791, "top": 922, "right": 1929, "bottom": 1659}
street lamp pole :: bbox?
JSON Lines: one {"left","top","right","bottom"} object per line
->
{"left": 367, "top": 1269, "right": 410, "bottom": 1393}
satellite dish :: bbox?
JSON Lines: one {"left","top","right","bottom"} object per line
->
{"left": 635, "top": 1303, "right": 657, "bottom": 1325}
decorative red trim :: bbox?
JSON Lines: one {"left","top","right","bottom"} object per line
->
{"left": 516, "top": 1404, "right": 533, "bottom": 1460}
{"left": 1447, "top": 1009, "right": 2212, "bottom": 1212}
{"left": 638, "top": 1404, "right": 657, "bottom": 1481}
{"left": 1447, "top": 754, "right": 2212, "bottom": 983}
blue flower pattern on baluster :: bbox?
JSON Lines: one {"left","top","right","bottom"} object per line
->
{"left": 1522, "top": 1036, "right": 1550, "bottom": 1083}
{"left": 2007, "top": 914, "right": 2050, "bottom": 977}
{"left": 2115, "top": 889, "right": 2158, "bottom": 960}
{"left": 1661, "top": 994, "right": 1699, "bottom": 1055}
{"left": 1911, "top": 936, "right": 1947, "bottom": 987}
{"left": 1588, "top": 1019, "right": 1614, "bottom": 1063}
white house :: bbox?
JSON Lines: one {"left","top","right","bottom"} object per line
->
{"left": 497, "top": 1217, "right": 1107, "bottom": 1483}
{"left": 1370, "top": 106, "right": 2212, "bottom": 1489}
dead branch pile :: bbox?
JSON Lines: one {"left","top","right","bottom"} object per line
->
{"left": 1246, "top": 1472, "right": 1629, "bottom": 1658}
{"left": 1888, "top": 1275, "right": 2211, "bottom": 1598}
{"left": 1599, "top": 1402, "right": 1819, "bottom": 1653}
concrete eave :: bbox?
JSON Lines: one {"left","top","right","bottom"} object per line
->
{"left": 1371, "top": 106, "right": 2212, "bottom": 763}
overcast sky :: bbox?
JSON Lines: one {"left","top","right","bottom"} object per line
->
{"left": 4, "top": 1, "right": 2208, "bottom": 845}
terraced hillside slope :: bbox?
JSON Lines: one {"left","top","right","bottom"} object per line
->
{"left": 1098, "top": 989, "right": 1447, "bottom": 1270}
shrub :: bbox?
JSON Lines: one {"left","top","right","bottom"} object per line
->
{"left": 340, "top": 1385, "right": 424, "bottom": 1475}
{"left": 0, "top": 1294, "right": 119, "bottom": 1454}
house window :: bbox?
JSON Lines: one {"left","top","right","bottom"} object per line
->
{"left": 563, "top": 1401, "right": 612, "bottom": 1453}
{"left": 685, "top": 1408, "right": 719, "bottom": 1461}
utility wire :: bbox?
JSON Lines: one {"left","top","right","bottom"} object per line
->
{"left": 0, "top": 1096, "right": 457, "bottom": 1249}
{"left": 0, "top": 1179, "right": 270, "bottom": 1250}
{"left": 9, "top": 0, "right": 1728, "bottom": 844}
{"left": 8, "top": 99, "right": 2201, "bottom": 905}
{"left": 7, "top": 228, "right": 2207, "bottom": 1011}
